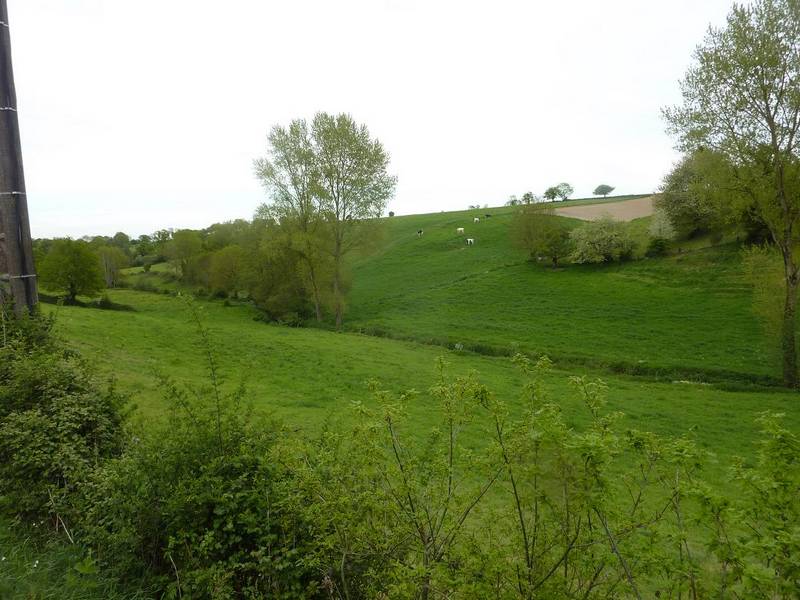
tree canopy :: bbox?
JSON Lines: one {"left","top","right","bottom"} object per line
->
{"left": 39, "top": 239, "right": 104, "bottom": 302}
{"left": 544, "top": 183, "right": 574, "bottom": 201}
{"left": 593, "top": 184, "right": 615, "bottom": 197}
{"left": 664, "top": 0, "right": 800, "bottom": 386}
{"left": 254, "top": 113, "right": 396, "bottom": 327}
{"left": 513, "top": 204, "right": 572, "bottom": 267}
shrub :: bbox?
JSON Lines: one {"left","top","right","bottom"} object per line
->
{"left": 570, "top": 217, "right": 636, "bottom": 263}
{"left": 645, "top": 236, "right": 670, "bottom": 257}
{"left": 132, "top": 280, "right": 158, "bottom": 293}
{"left": 512, "top": 204, "right": 573, "bottom": 267}
{"left": 78, "top": 305, "right": 320, "bottom": 597}
{"left": 0, "top": 311, "right": 127, "bottom": 523}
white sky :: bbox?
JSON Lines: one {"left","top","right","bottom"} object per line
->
{"left": 7, "top": 0, "right": 734, "bottom": 238}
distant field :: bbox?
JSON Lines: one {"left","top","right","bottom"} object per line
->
{"left": 554, "top": 195, "right": 655, "bottom": 221}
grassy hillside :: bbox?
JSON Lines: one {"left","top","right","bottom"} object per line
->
{"left": 346, "top": 205, "right": 771, "bottom": 383}
{"left": 36, "top": 196, "right": 798, "bottom": 474}
{"left": 23, "top": 197, "right": 798, "bottom": 595}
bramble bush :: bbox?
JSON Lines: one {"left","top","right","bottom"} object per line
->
{"left": 0, "top": 308, "right": 128, "bottom": 525}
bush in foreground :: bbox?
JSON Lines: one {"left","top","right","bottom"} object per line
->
{"left": 78, "top": 306, "right": 320, "bottom": 597}
{"left": 0, "top": 310, "right": 127, "bottom": 524}
{"left": 2, "top": 305, "right": 799, "bottom": 598}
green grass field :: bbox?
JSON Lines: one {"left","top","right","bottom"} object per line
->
{"left": 14, "top": 196, "right": 800, "bottom": 596}
{"left": 41, "top": 289, "right": 798, "bottom": 485}
{"left": 345, "top": 205, "right": 771, "bottom": 382}
{"left": 38, "top": 192, "right": 800, "bottom": 486}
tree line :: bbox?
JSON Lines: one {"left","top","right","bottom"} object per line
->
{"left": 33, "top": 113, "right": 395, "bottom": 328}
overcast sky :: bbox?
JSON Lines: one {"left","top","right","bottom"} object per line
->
{"left": 8, "top": 0, "right": 735, "bottom": 238}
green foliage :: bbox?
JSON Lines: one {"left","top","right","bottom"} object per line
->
{"left": 209, "top": 244, "right": 245, "bottom": 297}
{"left": 593, "top": 183, "right": 615, "bottom": 197}
{"left": 547, "top": 182, "right": 574, "bottom": 201}
{"left": 656, "top": 151, "right": 725, "bottom": 238}
{"left": 543, "top": 183, "right": 574, "bottom": 202}
{"left": 664, "top": 0, "right": 800, "bottom": 386}
{"left": 242, "top": 223, "right": 317, "bottom": 321}
{"left": 569, "top": 217, "right": 635, "bottom": 263}
{"left": 512, "top": 203, "right": 572, "bottom": 267}
{"left": 311, "top": 112, "right": 396, "bottom": 328}
{"left": 254, "top": 113, "right": 395, "bottom": 326}
{"left": 0, "top": 311, "right": 127, "bottom": 523}
{"left": 645, "top": 236, "right": 670, "bottom": 257}
{"left": 647, "top": 208, "right": 677, "bottom": 240}
{"left": 78, "top": 304, "right": 320, "bottom": 597}
{"left": 543, "top": 186, "right": 558, "bottom": 201}
{"left": 166, "top": 229, "right": 203, "bottom": 279}
{"left": 96, "top": 245, "right": 129, "bottom": 288}
{"left": 0, "top": 514, "right": 149, "bottom": 599}
{"left": 3, "top": 292, "right": 800, "bottom": 597}
{"left": 39, "top": 239, "right": 105, "bottom": 302}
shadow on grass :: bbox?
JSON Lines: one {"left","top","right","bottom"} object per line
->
{"left": 39, "top": 293, "right": 136, "bottom": 312}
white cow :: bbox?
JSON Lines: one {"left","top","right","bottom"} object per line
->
{"left": 466, "top": 238, "right": 475, "bottom": 245}
{"left": 473, "top": 217, "right": 480, "bottom": 223}
{"left": 456, "top": 227, "right": 465, "bottom": 234}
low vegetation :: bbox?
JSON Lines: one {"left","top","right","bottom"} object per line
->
{"left": 1, "top": 307, "right": 798, "bottom": 598}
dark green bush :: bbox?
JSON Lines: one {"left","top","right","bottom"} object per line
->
{"left": 0, "top": 311, "right": 128, "bottom": 523}
{"left": 646, "top": 236, "right": 670, "bottom": 257}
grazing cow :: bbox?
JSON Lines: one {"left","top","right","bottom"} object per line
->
{"left": 466, "top": 238, "right": 475, "bottom": 246}
{"left": 417, "top": 229, "right": 423, "bottom": 237}
{"left": 473, "top": 217, "right": 480, "bottom": 223}
{"left": 485, "top": 214, "right": 492, "bottom": 218}
{"left": 457, "top": 227, "right": 465, "bottom": 234}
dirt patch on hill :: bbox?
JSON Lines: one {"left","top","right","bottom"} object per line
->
{"left": 554, "top": 196, "right": 655, "bottom": 222}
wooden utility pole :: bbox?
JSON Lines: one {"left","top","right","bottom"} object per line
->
{"left": 0, "top": 0, "right": 38, "bottom": 315}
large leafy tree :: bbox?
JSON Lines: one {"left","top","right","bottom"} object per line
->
{"left": 166, "top": 229, "right": 202, "bottom": 279}
{"left": 312, "top": 112, "right": 396, "bottom": 328}
{"left": 593, "top": 184, "right": 615, "bottom": 197}
{"left": 656, "top": 150, "right": 726, "bottom": 238}
{"left": 664, "top": 0, "right": 800, "bottom": 386}
{"left": 544, "top": 183, "right": 574, "bottom": 202}
{"left": 513, "top": 204, "right": 572, "bottom": 267}
{"left": 254, "top": 119, "right": 329, "bottom": 321}
{"left": 39, "top": 239, "right": 104, "bottom": 302}
{"left": 96, "top": 245, "right": 129, "bottom": 288}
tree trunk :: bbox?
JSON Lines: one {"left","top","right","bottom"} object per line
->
{"left": 780, "top": 265, "right": 799, "bottom": 387}
{"left": 306, "top": 260, "right": 322, "bottom": 322}
{"left": 333, "top": 266, "right": 342, "bottom": 330}
{"left": 333, "top": 237, "right": 343, "bottom": 330}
